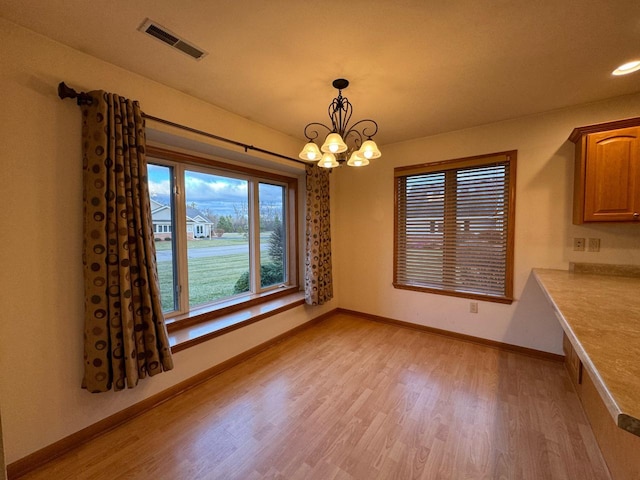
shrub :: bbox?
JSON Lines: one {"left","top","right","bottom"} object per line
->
{"left": 261, "top": 262, "right": 285, "bottom": 286}
{"left": 232, "top": 215, "right": 285, "bottom": 294}
{"left": 233, "top": 271, "right": 250, "bottom": 294}
{"left": 232, "top": 262, "right": 284, "bottom": 294}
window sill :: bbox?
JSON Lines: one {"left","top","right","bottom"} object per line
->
{"left": 393, "top": 283, "right": 513, "bottom": 304}
{"left": 165, "top": 286, "right": 300, "bottom": 331}
{"left": 167, "top": 290, "right": 306, "bottom": 353}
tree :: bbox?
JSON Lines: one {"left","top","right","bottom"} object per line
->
{"left": 259, "top": 201, "right": 279, "bottom": 230}
{"left": 232, "top": 203, "right": 249, "bottom": 236}
{"left": 268, "top": 216, "right": 284, "bottom": 264}
{"left": 216, "top": 215, "right": 234, "bottom": 233}
{"left": 202, "top": 208, "right": 219, "bottom": 228}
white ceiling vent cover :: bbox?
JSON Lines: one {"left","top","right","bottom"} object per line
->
{"left": 138, "top": 19, "right": 208, "bottom": 60}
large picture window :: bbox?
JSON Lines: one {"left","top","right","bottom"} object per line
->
{"left": 147, "top": 147, "right": 298, "bottom": 321}
{"left": 394, "top": 151, "right": 516, "bottom": 303}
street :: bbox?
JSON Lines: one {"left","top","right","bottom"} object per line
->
{"left": 155, "top": 243, "right": 268, "bottom": 261}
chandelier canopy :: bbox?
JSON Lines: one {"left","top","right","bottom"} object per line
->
{"left": 299, "top": 78, "right": 381, "bottom": 168}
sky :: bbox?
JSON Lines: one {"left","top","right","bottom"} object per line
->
{"left": 147, "top": 164, "right": 284, "bottom": 216}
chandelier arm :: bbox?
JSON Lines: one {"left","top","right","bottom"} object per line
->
{"left": 328, "top": 98, "right": 341, "bottom": 132}
{"left": 303, "top": 122, "right": 333, "bottom": 142}
{"left": 328, "top": 95, "right": 353, "bottom": 134}
{"left": 344, "top": 119, "right": 379, "bottom": 139}
{"left": 343, "top": 129, "right": 364, "bottom": 150}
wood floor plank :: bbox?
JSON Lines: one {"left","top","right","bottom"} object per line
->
{"left": 17, "top": 313, "right": 611, "bottom": 480}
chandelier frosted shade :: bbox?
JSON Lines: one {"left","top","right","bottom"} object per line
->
{"left": 359, "top": 139, "right": 382, "bottom": 159}
{"left": 299, "top": 78, "right": 381, "bottom": 168}
{"left": 319, "top": 152, "right": 339, "bottom": 168}
{"left": 347, "top": 151, "right": 369, "bottom": 167}
{"left": 299, "top": 141, "right": 322, "bottom": 161}
{"left": 321, "top": 133, "right": 348, "bottom": 154}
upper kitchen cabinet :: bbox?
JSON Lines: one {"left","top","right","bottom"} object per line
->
{"left": 569, "top": 118, "right": 640, "bottom": 224}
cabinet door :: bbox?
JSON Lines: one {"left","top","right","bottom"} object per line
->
{"left": 584, "top": 127, "right": 640, "bottom": 222}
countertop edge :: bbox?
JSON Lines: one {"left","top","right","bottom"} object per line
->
{"left": 531, "top": 269, "right": 631, "bottom": 434}
{"left": 619, "top": 414, "right": 640, "bottom": 435}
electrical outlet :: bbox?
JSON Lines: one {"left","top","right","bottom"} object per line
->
{"left": 588, "top": 238, "right": 601, "bottom": 252}
{"left": 470, "top": 302, "right": 478, "bottom": 314}
{"left": 573, "top": 238, "right": 585, "bottom": 251}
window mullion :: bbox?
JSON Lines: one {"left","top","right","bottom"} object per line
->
{"left": 249, "top": 180, "right": 261, "bottom": 293}
{"left": 174, "top": 164, "right": 190, "bottom": 314}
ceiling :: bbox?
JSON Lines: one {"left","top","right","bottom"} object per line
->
{"left": 2, "top": 0, "right": 640, "bottom": 146}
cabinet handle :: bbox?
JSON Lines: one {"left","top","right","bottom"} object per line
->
{"left": 634, "top": 212, "right": 640, "bottom": 219}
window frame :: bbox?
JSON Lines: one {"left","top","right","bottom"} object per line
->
{"left": 393, "top": 150, "right": 516, "bottom": 304}
{"left": 146, "top": 146, "right": 300, "bottom": 328}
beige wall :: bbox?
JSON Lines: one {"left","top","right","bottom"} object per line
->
{"left": 3, "top": 14, "right": 640, "bottom": 469}
{"left": 334, "top": 93, "right": 640, "bottom": 355}
{"left": 0, "top": 18, "right": 338, "bottom": 464}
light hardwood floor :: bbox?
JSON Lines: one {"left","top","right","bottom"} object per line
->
{"left": 20, "top": 313, "right": 610, "bottom": 479}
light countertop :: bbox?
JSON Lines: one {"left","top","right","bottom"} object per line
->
{"left": 533, "top": 267, "right": 640, "bottom": 437}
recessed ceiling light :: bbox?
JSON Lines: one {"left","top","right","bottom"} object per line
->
{"left": 612, "top": 60, "right": 640, "bottom": 76}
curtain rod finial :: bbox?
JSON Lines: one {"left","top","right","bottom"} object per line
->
{"left": 58, "top": 81, "right": 93, "bottom": 106}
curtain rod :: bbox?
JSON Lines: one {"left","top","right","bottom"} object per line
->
{"left": 57, "top": 82, "right": 307, "bottom": 165}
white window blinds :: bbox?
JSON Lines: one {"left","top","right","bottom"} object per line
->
{"left": 394, "top": 152, "right": 516, "bottom": 303}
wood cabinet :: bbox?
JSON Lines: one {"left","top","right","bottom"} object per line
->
{"left": 570, "top": 118, "right": 640, "bottom": 224}
{"left": 579, "top": 371, "right": 640, "bottom": 480}
{"left": 562, "top": 332, "right": 582, "bottom": 387}
{"left": 562, "top": 332, "right": 640, "bottom": 480}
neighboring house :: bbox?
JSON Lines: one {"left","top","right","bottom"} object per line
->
{"left": 150, "top": 199, "right": 213, "bottom": 240}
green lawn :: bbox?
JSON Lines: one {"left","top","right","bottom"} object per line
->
{"left": 188, "top": 253, "right": 250, "bottom": 306}
{"left": 157, "top": 253, "right": 250, "bottom": 311}
{"left": 154, "top": 232, "right": 272, "bottom": 251}
{"left": 157, "top": 260, "right": 176, "bottom": 312}
{"left": 156, "top": 232, "right": 278, "bottom": 312}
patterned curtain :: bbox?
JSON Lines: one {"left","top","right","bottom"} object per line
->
{"left": 305, "top": 165, "right": 333, "bottom": 305}
{"left": 81, "top": 91, "right": 173, "bottom": 393}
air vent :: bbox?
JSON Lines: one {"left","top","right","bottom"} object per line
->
{"left": 138, "top": 19, "right": 208, "bottom": 61}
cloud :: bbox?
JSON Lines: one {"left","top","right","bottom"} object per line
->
{"left": 185, "top": 172, "right": 248, "bottom": 202}
{"left": 146, "top": 164, "right": 284, "bottom": 210}
{"left": 259, "top": 183, "right": 285, "bottom": 205}
{"left": 148, "top": 164, "right": 172, "bottom": 198}
{"left": 148, "top": 179, "right": 171, "bottom": 198}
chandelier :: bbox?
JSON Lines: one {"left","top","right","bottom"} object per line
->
{"left": 298, "top": 78, "right": 381, "bottom": 168}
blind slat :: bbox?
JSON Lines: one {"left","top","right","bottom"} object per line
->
{"left": 395, "top": 158, "right": 513, "bottom": 298}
